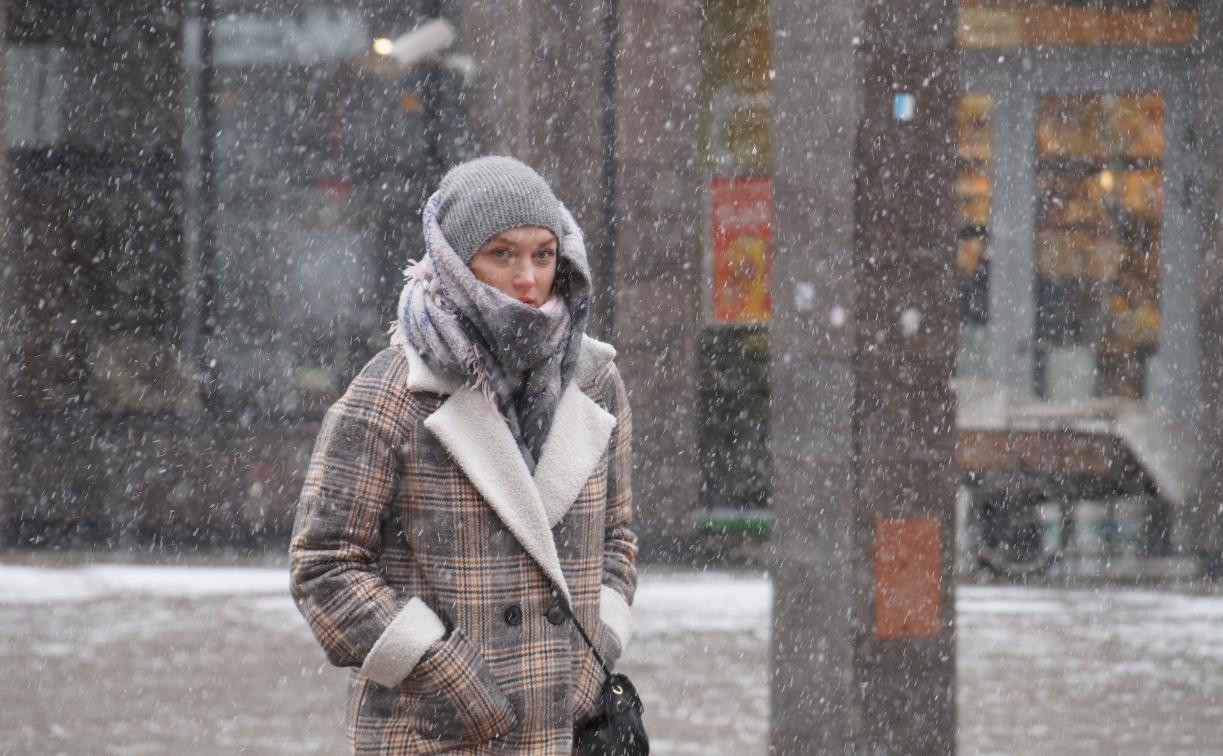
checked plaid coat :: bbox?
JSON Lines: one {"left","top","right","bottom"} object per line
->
{"left": 290, "top": 335, "right": 638, "bottom": 754}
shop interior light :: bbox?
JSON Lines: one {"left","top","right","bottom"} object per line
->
{"left": 372, "top": 37, "right": 394, "bottom": 56}
{"left": 1098, "top": 169, "right": 1116, "bottom": 191}
{"left": 383, "top": 19, "right": 456, "bottom": 67}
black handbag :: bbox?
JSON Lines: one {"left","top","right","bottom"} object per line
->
{"left": 565, "top": 600, "right": 649, "bottom": 755}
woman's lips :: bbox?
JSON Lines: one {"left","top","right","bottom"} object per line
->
{"left": 518, "top": 297, "right": 536, "bottom": 305}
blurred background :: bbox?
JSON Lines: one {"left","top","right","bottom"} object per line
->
{"left": 2, "top": 0, "right": 1223, "bottom": 753}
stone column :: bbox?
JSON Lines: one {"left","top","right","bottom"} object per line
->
{"left": 608, "top": 0, "right": 702, "bottom": 554}
{"left": 459, "top": 0, "right": 703, "bottom": 553}
{"left": 0, "top": 0, "right": 9, "bottom": 542}
{"left": 1193, "top": 0, "right": 1223, "bottom": 571}
{"left": 769, "top": 0, "right": 959, "bottom": 751}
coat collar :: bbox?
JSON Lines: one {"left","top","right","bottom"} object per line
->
{"left": 402, "top": 335, "right": 618, "bottom": 602}
{"left": 399, "top": 333, "right": 464, "bottom": 395}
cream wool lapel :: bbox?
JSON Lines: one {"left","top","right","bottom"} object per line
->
{"left": 403, "top": 336, "right": 618, "bottom": 603}
{"left": 537, "top": 336, "right": 618, "bottom": 527}
{"left": 534, "top": 383, "right": 617, "bottom": 528}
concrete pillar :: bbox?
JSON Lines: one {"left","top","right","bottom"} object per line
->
{"left": 459, "top": 0, "right": 703, "bottom": 554}
{"left": 1193, "top": 0, "right": 1223, "bottom": 570}
{"left": 0, "top": 0, "right": 9, "bottom": 541}
{"left": 769, "top": 0, "right": 959, "bottom": 751}
{"left": 607, "top": 1, "right": 702, "bottom": 553}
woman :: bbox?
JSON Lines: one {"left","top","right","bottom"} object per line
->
{"left": 289, "top": 156, "right": 638, "bottom": 754}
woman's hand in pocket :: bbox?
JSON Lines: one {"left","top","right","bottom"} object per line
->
{"left": 402, "top": 627, "right": 519, "bottom": 744}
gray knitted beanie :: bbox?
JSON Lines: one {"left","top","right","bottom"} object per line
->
{"left": 436, "top": 156, "right": 565, "bottom": 263}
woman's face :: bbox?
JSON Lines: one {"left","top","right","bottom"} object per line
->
{"left": 468, "top": 226, "right": 558, "bottom": 307}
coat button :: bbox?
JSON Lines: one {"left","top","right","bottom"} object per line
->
{"left": 545, "top": 599, "right": 568, "bottom": 626}
{"left": 503, "top": 604, "right": 522, "bottom": 627}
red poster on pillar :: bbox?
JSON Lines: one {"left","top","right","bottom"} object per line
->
{"left": 874, "top": 516, "right": 943, "bottom": 640}
{"left": 710, "top": 176, "right": 772, "bottom": 324}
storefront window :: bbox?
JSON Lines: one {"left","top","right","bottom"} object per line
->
{"left": 702, "top": 0, "right": 773, "bottom": 328}
{"left": 1034, "top": 91, "right": 1163, "bottom": 400}
{"left": 959, "top": 0, "right": 1197, "bottom": 48}
{"left": 5, "top": 44, "right": 70, "bottom": 147}
{"left": 696, "top": 0, "right": 772, "bottom": 514}
{"left": 956, "top": 94, "right": 993, "bottom": 379}
{"left": 6, "top": 6, "right": 191, "bottom": 414}
{"left": 201, "top": 5, "right": 452, "bottom": 417}
{"left": 702, "top": 0, "right": 771, "bottom": 179}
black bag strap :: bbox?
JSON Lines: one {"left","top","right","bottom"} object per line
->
{"left": 558, "top": 594, "right": 611, "bottom": 678}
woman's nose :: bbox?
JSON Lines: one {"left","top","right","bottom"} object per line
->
{"left": 512, "top": 262, "right": 535, "bottom": 290}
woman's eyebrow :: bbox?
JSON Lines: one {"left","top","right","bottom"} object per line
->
{"left": 484, "top": 234, "right": 556, "bottom": 248}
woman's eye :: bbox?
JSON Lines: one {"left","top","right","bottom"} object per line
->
{"left": 534, "top": 249, "right": 556, "bottom": 261}
{"left": 491, "top": 248, "right": 511, "bottom": 258}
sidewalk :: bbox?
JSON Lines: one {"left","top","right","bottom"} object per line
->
{"left": 2, "top": 559, "right": 1222, "bottom": 754}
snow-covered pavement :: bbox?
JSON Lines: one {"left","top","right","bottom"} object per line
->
{"left": 2, "top": 560, "right": 1221, "bottom": 754}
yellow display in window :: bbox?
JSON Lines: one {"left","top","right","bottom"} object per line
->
{"left": 959, "top": 0, "right": 1196, "bottom": 48}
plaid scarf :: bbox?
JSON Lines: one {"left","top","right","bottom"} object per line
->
{"left": 392, "top": 193, "right": 590, "bottom": 472}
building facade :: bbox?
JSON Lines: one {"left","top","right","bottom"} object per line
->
{"left": 2, "top": 0, "right": 1222, "bottom": 565}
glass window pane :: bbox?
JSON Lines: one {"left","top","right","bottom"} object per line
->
{"left": 1034, "top": 92, "right": 1163, "bottom": 400}
{"left": 6, "top": 8, "right": 189, "bottom": 415}
{"left": 957, "top": 93, "right": 993, "bottom": 379}
{"left": 5, "top": 45, "right": 70, "bottom": 147}
{"left": 203, "top": 7, "right": 449, "bottom": 417}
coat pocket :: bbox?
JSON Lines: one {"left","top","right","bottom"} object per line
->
{"left": 401, "top": 627, "right": 519, "bottom": 745}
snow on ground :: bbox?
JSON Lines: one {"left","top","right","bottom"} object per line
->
{"left": 7, "top": 562, "right": 1223, "bottom": 641}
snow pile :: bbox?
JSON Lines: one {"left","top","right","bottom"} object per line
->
{"left": 0, "top": 564, "right": 288, "bottom": 604}
{"left": 0, "top": 563, "right": 775, "bottom": 632}
{"left": 632, "top": 569, "right": 771, "bottom": 634}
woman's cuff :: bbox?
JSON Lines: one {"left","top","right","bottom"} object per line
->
{"left": 359, "top": 597, "right": 447, "bottom": 687}
{"left": 599, "top": 584, "right": 633, "bottom": 653}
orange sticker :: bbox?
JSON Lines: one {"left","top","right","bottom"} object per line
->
{"left": 874, "top": 516, "right": 942, "bottom": 640}
{"left": 401, "top": 93, "right": 424, "bottom": 113}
